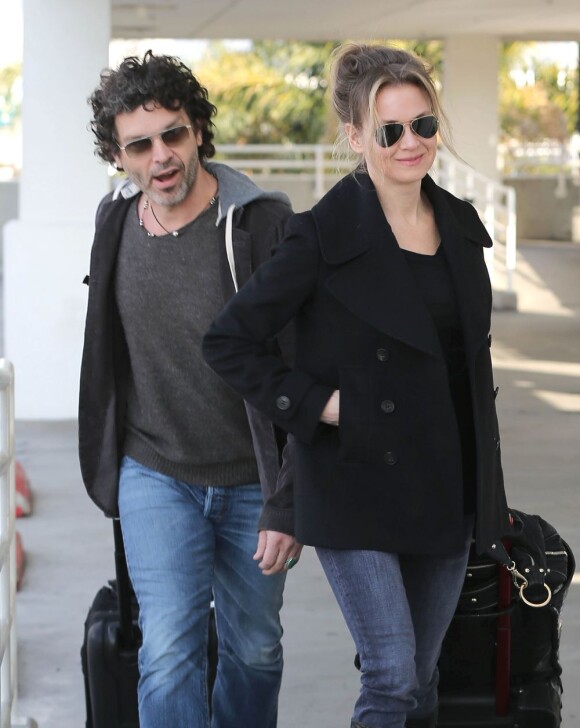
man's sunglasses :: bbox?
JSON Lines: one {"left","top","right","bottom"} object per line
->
{"left": 117, "top": 124, "right": 193, "bottom": 158}
{"left": 376, "top": 115, "right": 439, "bottom": 148}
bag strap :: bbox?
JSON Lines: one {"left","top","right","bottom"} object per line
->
{"left": 485, "top": 509, "right": 557, "bottom": 608}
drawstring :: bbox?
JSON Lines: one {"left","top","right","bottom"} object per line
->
{"left": 225, "top": 203, "right": 238, "bottom": 292}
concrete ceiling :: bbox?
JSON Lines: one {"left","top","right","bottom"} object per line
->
{"left": 111, "top": 0, "right": 580, "bottom": 42}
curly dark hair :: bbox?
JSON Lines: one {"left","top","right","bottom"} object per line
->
{"left": 89, "top": 50, "right": 217, "bottom": 165}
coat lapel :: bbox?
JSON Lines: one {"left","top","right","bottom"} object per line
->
{"left": 87, "top": 196, "right": 134, "bottom": 311}
{"left": 315, "top": 174, "right": 441, "bottom": 356}
{"left": 313, "top": 173, "right": 492, "bottom": 358}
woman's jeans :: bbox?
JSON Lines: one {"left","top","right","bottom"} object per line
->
{"left": 118, "top": 456, "right": 286, "bottom": 728}
{"left": 316, "top": 518, "right": 473, "bottom": 728}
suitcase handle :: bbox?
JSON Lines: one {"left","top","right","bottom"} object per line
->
{"left": 113, "top": 518, "right": 139, "bottom": 649}
{"left": 495, "top": 541, "right": 512, "bottom": 716}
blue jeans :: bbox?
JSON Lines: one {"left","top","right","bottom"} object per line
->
{"left": 118, "top": 456, "right": 286, "bottom": 728}
{"left": 316, "top": 519, "right": 472, "bottom": 728}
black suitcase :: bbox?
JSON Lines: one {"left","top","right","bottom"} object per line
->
{"left": 81, "top": 519, "right": 141, "bottom": 728}
{"left": 437, "top": 512, "right": 575, "bottom": 728}
{"left": 81, "top": 519, "right": 218, "bottom": 728}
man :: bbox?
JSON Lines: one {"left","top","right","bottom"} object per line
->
{"left": 79, "top": 51, "right": 299, "bottom": 728}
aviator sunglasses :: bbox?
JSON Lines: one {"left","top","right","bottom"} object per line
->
{"left": 376, "top": 114, "right": 439, "bottom": 148}
{"left": 117, "top": 124, "right": 193, "bottom": 158}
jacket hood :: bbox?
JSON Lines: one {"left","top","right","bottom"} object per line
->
{"left": 111, "top": 161, "right": 291, "bottom": 225}
{"left": 206, "top": 162, "right": 291, "bottom": 223}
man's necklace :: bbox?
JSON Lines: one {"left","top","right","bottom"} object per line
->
{"left": 139, "top": 195, "right": 217, "bottom": 238}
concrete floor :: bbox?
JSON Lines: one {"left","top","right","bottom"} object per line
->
{"left": 11, "top": 240, "right": 580, "bottom": 727}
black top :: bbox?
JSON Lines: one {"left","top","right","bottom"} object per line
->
{"left": 402, "top": 245, "right": 476, "bottom": 513}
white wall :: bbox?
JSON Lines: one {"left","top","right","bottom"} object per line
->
{"left": 3, "top": 0, "right": 110, "bottom": 418}
{"left": 443, "top": 35, "right": 500, "bottom": 181}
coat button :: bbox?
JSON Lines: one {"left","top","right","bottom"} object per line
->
{"left": 276, "top": 395, "right": 291, "bottom": 411}
{"left": 384, "top": 451, "right": 398, "bottom": 465}
{"left": 380, "top": 400, "right": 395, "bottom": 414}
{"left": 376, "top": 348, "right": 390, "bottom": 362}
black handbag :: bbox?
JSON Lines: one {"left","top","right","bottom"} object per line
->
{"left": 438, "top": 509, "right": 575, "bottom": 728}
{"left": 483, "top": 508, "right": 574, "bottom": 612}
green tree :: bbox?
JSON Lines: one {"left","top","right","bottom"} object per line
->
{"left": 196, "top": 40, "right": 337, "bottom": 144}
{"left": 391, "top": 40, "right": 444, "bottom": 81}
{"left": 499, "top": 42, "right": 578, "bottom": 142}
{"left": 534, "top": 60, "right": 578, "bottom": 138}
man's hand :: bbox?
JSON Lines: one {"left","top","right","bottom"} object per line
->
{"left": 254, "top": 530, "right": 303, "bottom": 576}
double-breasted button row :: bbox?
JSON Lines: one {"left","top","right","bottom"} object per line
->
{"left": 276, "top": 395, "right": 291, "bottom": 411}
{"left": 380, "top": 367, "right": 396, "bottom": 459}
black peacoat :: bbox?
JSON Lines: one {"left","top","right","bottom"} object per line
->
{"left": 203, "top": 172, "right": 511, "bottom": 555}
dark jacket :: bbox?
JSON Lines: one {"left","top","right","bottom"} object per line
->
{"left": 78, "top": 163, "right": 294, "bottom": 532}
{"left": 203, "top": 172, "right": 511, "bottom": 555}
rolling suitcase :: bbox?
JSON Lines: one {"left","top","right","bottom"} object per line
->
{"left": 81, "top": 519, "right": 218, "bottom": 728}
{"left": 437, "top": 510, "right": 575, "bottom": 727}
{"left": 81, "top": 519, "right": 141, "bottom": 728}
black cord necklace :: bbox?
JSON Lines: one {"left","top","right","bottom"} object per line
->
{"left": 139, "top": 195, "right": 217, "bottom": 238}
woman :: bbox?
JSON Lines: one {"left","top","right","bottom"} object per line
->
{"left": 203, "top": 43, "right": 510, "bottom": 728}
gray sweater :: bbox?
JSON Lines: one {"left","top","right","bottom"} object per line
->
{"left": 115, "top": 198, "right": 258, "bottom": 487}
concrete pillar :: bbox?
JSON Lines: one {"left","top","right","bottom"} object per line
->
{"left": 442, "top": 36, "right": 500, "bottom": 181}
{"left": 3, "top": 0, "right": 110, "bottom": 418}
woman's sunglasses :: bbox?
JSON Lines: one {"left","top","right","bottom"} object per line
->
{"left": 376, "top": 115, "right": 439, "bottom": 148}
{"left": 117, "top": 124, "right": 193, "bottom": 158}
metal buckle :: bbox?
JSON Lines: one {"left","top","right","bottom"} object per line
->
{"left": 506, "top": 561, "right": 552, "bottom": 608}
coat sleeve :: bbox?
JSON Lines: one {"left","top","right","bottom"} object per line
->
{"left": 203, "top": 211, "right": 335, "bottom": 445}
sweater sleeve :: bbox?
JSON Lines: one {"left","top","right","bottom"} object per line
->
{"left": 203, "top": 212, "right": 334, "bottom": 445}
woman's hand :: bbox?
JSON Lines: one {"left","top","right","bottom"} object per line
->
{"left": 254, "top": 530, "right": 303, "bottom": 576}
{"left": 320, "top": 389, "right": 340, "bottom": 426}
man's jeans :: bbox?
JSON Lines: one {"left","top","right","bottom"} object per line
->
{"left": 118, "top": 456, "right": 285, "bottom": 728}
{"left": 316, "top": 518, "right": 473, "bottom": 728}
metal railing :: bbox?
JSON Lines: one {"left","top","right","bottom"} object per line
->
{"left": 216, "top": 143, "right": 349, "bottom": 200}
{"left": 499, "top": 137, "right": 580, "bottom": 178}
{"left": 432, "top": 152, "right": 517, "bottom": 294}
{"left": 216, "top": 144, "right": 517, "bottom": 296}
{"left": 0, "top": 360, "right": 35, "bottom": 728}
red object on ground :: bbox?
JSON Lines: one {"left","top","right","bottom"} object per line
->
{"left": 15, "top": 461, "right": 32, "bottom": 517}
{"left": 15, "top": 530, "right": 24, "bottom": 590}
